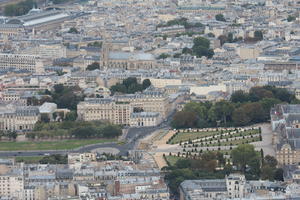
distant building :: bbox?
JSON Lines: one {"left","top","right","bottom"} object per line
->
{"left": 0, "top": 104, "right": 39, "bottom": 131}
{"left": 101, "top": 43, "right": 156, "bottom": 70}
{"left": 0, "top": 53, "right": 44, "bottom": 73}
{"left": 77, "top": 91, "right": 171, "bottom": 126}
{"left": 130, "top": 112, "right": 162, "bottom": 127}
{"left": 271, "top": 104, "right": 300, "bottom": 165}
{"left": 179, "top": 174, "right": 246, "bottom": 200}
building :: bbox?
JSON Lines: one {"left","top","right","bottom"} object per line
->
{"left": 5, "top": 9, "right": 71, "bottom": 33}
{"left": 271, "top": 104, "right": 300, "bottom": 165}
{"left": 101, "top": 48, "right": 156, "bottom": 70}
{"left": 0, "top": 104, "right": 40, "bottom": 131}
{"left": 129, "top": 112, "right": 162, "bottom": 127}
{"left": 0, "top": 53, "right": 44, "bottom": 73}
{"left": 179, "top": 174, "right": 246, "bottom": 200}
{"left": 0, "top": 170, "right": 24, "bottom": 199}
{"left": 77, "top": 91, "right": 171, "bottom": 126}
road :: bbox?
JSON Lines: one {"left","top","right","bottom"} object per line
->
{"left": 0, "top": 121, "right": 170, "bottom": 157}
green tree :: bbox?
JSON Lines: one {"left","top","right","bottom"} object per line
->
{"left": 40, "top": 113, "right": 50, "bottom": 123}
{"left": 39, "top": 154, "right": 67, "bottom": 164}
{"left": 261, "top": 165, "right": 274, "bottom": 180}
{"left": 158, "top": 53, "right": 170, "bottom": 59}
{"left": 287, "top": 15, "right": 296, "bottom": 22}
{"left": 142, "top": 79, "right": 151, "bottom": 89}
{"left": 86, "top": 62, "right": 100, "bottom": 71}
{"left": 264, "top": 155, "right": 277, "bottom": 168}
{"left": 65, "top": 111, "right": 77, "bottom": 121}
{"left": 68, "top": 27, "right": 79, "bottom": 34}
{"left": 192, "top": 37, "right": 214, "bottom": 58}
{"left": 254, "top": 30, "right": 263, "bottom": 40}
{"left": 274, "top": 168, "right": 284, "bottom": 181}
{"left": 231, "top": 144, "right": 259, "bottom": 173}
{"left": 71, "top": 126, "right": 96, "bottom": 138}
{"left": 182, "top": 47, "right": 193, "bottom": 55}
{"left": 4, "top": 0, "right": 36, "bottom": 16}
{"left": 171, "top": 111, "right": 199, "bottom": 128}
{"left": 230, "top": 90, "right": 249, "bottom": 103}
{"left": 215, "top": 14, "right": 226, "bottom": 22}
{"left": 193, "top": 37, "right": 210, "bottom": 49}
{"left": 54, "top": 84, "right": 64, "bottom": 94}
{"left": 101, "top": 125, "right": 122, "bottom": 138}
{"left": 87, "top": 41, "right": 102, "bottom": 48}
{"left": 184, "top": 102, "right": 208, "bottom": 120}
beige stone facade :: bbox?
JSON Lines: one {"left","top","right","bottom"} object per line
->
{"left": 0, "top": 53, "right": 44, "bottom": 73}
{"left": 77, "top": 92, "right": 170, "bottom": 126}
{"left": 0, "top": 105, "right": 39, "bottom": 131}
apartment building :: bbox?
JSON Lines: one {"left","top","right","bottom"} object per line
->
{"left": 77, "top": 91, "right": 170, "bottom": 126}
{"left": 179, "top": 174, "right": 246, "bottom": 200}
{"left": 0, "top": 104, "right": 40, "bottom": 131}
{"left": 0, "top": 53, "right": 44, "bottom": 73}
{"left": 0, "top": 172, "right": 24, "bottom": 199}
{"left": 271, "top": 104, "right": 300, "bottom": 165}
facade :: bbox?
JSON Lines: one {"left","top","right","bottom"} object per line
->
{"left": 101, "top": 47, "right": 156, "bottom": 70}
{"left": 0, "top": 53, "right": 44, "bottom": 73}
{"left": 0, "top": 172, "right": 24, "bottom": 199}
{"left": 271, "top": 104, "right": 300, "bottom": 165}
{"left": 180, "top": 174, "right": 246, "bottom": 200}
{"left": 77, "top": 91, "right": 170, "bottom": 126}
{"left": 0, "top": 104, "right": 40, "bottom": 131}
{"left": 129, "top": 112, "right": 162, "bottom": 127}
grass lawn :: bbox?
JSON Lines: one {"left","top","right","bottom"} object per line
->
{"left": 165, "top": 155, "right": 181, "bottom": 166}
{"left": 14, "top": 156, "right": 44, "bottom": 164}
{"left": 169, "top": 129, "right": 260, "bottom": 144}
{"left": 0, "top": 138, "right": 116, "bottom": 151}
{"left": 169, "top": 131, "right": 221, "bottom": 144}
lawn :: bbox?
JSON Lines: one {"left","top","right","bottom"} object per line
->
{"left": 14, "top": 156, "right": 44, "bottom": 164}
{"left": 169, "top": 131, "right": 221, "bottom": 144}
{"left": 165, "top": 155, "right": 181, "bottom": 166}
{"left": 0, "top": 138, "right": 116, "bottom": 151}
{"left": 169, "top": 128, "right": 260, "bottom": 144}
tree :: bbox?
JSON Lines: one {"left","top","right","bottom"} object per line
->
{"left": 65, "top": 111, "right": 77, "bottom": 121}
{"left": 230, "top": 90, "right": 249, "bottom": 103}
{"left": 39, "top": 154, "right": 67, "bottom": 164}
{"left": 71, "top": 126, "right": 96, "bottom": 138}
{"left": 142, "top": 79, "right": 151, "bottom": 89}
{"left": 264, "top": 155, "right": 277, "bottom": 168}
{"left": 4, "top": 0, "right": 36, "bottom": 16}
{"left": 68, "top": 27, "right": 79, "bottom": 34}
{"left": 184, "top": 102, "right": 208, "bottom": 121}
{"left": 249, "top": 87, "right": 274, "bottom": 101}
{"left": 41, "top": 113, "right": 50, "bottom": 123}
{"left": 86, "top": 62, "right": 100, "bottom": 71}
{"left": 261, "top": 164, "right": 274, "bottom": 180}
{"left": 287, "top": 15, "right": 296, "bottom": 22}
{"left": 192, "top": 37, "right": 214, "bottom": 58}
{"left": 182, "top": 47, "right": 193, "bottom": 55}
{"left": 101, "top": 125, "right": 122, "bottom": 138}
{"left": 54, "top": 84, "right": 64, "bottom": 94}
{"left": 254, "top": 30, "right": 263, "bottom": 40}
{"left": 7, "top": 131, "right": 17, "bottom": 141}
{"left": 87, "top": 41, "right": 102, "bottom": 48}
{"left": 193, "top": 37, "right": 210, "bottom": 49}
{"left": 231, "top": 144, "right": 259, "bottom": 173}
{"left": 171, "top": 111, "right": 199, "bottom": 128}
{"left": 218, "top": 35, "right": 228, "bottom": 46}
{"left": 175, "top": 159, "right": 191, "bottom": 169}
{"left": 215, "top": 14, "right": 226, "bottom": 22}
{"left": 274, "top": 168, "right": 284, "bottom": 181}
{"left": 158, "top": 53, "right": 170, "bottom": 59}
{"left": 110, "top": 77, "right": 148, "bottom": 95}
